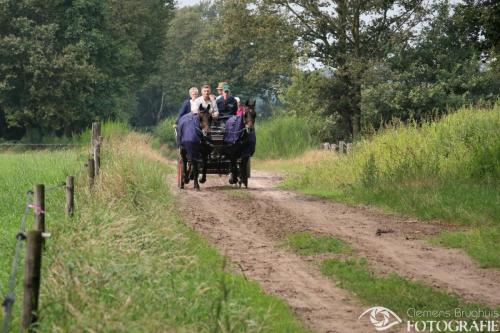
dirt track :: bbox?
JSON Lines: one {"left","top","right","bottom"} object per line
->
{"left": 169, "top": 171, "right": 500, "bottom": 333}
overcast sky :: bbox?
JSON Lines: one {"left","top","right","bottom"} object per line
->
{"left": 177, "top": 0, "right": 200, "bottom": 7}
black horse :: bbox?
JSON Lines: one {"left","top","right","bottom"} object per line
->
{"left": 223, "top": 100, "right": 257, "bottom": 188}
{"left": 177, "top": 105, "right": 211, "bottom": 190}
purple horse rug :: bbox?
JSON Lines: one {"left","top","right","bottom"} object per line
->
{"left": 177, "top": 113, "right": 203, "bottom": 161}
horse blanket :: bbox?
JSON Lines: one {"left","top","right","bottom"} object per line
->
{"left": 223, "top": 115, "right": 256, "bottom": 158}
{"left": 177, "top": 113, "right": 203, "bottom": 161}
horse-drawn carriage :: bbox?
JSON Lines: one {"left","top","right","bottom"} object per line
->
{"left": 176, "top": 102, "right": 256, "bottom": 190}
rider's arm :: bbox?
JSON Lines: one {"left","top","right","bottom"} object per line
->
{"left": 175, "top": 99, "right": 190, "bottom": 125}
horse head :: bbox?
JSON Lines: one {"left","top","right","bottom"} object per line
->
{"left": 243, "top": 100, "right": 257, "bottom": 131}
{"left": 198, "top": 103, "right": 211, "bottom": 134}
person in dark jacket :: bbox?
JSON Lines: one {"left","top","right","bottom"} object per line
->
{"left": 175, "top": 87, "right": 199, "bottom": 126}
{"left": 216, "top": 83, "right": 238, "bottom": 118}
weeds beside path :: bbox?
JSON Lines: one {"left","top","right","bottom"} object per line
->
{"left": 1, "top": 133, "right": 308, "bottom": 332}
{"left": 255, "top": 106, "right": 500, "bottom": 268}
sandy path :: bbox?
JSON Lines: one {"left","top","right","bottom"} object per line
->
{"left": 169, "top": 171, "right": 500, "bottom": 332}
{"left": 246, "top": 172, "right": 500, "bottom": 307}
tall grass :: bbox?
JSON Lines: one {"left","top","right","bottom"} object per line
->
{"left": 285, "top": 106, "right": 500, "bottom": 224}
{"left": 154, "top": 117, "right": 177, "bottom": 147}
{"left": 75, "top": 121, "right": 130, "bottom": 145}
{"left": 1, "top": 133, "right": 308, "bottom": 332}
{"left": 0, "top": 149, "right": 85, "bottom": 327}
{"left": 276, "top": 106, "right": 500, "bottom": 267}
{"left": 254, "top": 116, "right": 321, "bottom": 159}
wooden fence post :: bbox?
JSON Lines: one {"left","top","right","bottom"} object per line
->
{"left": 88, "top": 159, "right": 95, "bottom": 189}
{"left": 91, "top": 123, "right": 101, "bottom": 176}
{"left": 21, "top": 230, "right": 43, "bottom": 331}
{"left": 65, "top": 176, "right": 74, "bottom": 217}
{"left": 338, "top": 141, "right": 345, "bottom": 154}
{"left": 346, "top": 143, "right": 353, "bottom": 154}
{"left": 33, "top": 185, "right": 45, "bottom": 233}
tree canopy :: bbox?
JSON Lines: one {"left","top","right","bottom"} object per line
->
{"left": 0, "top": 0, "right": 498, "bottom": 141}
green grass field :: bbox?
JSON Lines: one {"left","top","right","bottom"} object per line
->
{"left": 0, "top": 148, "right": 86, "bottom": 330}
{"left": 0, "top": 132, "right": 308, "bottom": 332}
{"left": 255, "top": 106, "right": 500, "bottom": 268}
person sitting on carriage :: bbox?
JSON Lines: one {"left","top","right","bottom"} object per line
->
{"left": 193, "top": 84, "right": 219, "bottom": 117}
{"left": 174, "top": 87, "right": 199, "bottom": 127}
{"left": 235, "top": 97, "right": 245, "bottom": 116}
{"left": 216, "top": 81, "right": 227, "bottom": 101}
{"left": 216, "top": 83, "right": 238, "bottom": 119}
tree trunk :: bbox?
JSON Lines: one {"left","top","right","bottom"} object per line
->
{"left": 351, "top": 0, "right": 362, "bottom": 139}
{"left": 351, "top": 81, "right": 362, "bottom": 138}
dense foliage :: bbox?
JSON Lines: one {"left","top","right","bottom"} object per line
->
{"left": 0, "top": 0, "right": 498, "bottom": 141}
{"left": 278, "top": 0, "right": 499, "bottom": 140}
{"left": 0, "top": 0, "right": 174, "bottom": 140}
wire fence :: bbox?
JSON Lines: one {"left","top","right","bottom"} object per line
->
{"left": 0, "top": 122, "right": 102, "bottom": 333}
{"left": 1, "top": 191, "right": 32, "bottom": 333}
{"left": 0, "top": 143, "right": 87, "bottom": 147}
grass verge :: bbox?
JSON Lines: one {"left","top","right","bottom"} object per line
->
{"left": 321, "top": 258, "right": 500, "bottom": 322}
{"left": 431, "top": 227, "right": 500, "bottom": 268}
{"left": 253, "top": 116, "right": 321, "bottom": 159}
{"left": 284, "top": 232, "right": 352, "bottom": 256}
{"left": 1, "top": 132, "right": 309, "bottom": 332}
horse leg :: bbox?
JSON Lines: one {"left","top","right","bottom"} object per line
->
{"left": 181, "top": 150, "right": 190, "bottom": 184}
{"left": 229, "top": 157, "right": 238, "bottom": 185}
{"left": 199, "top": 147, "right": 208, "bottom": 184}
{"left": 189, "top": 163, "right": 195, "bottom": 180}
{"left": 193, "top": 160, "right": 200, "bottom": 191}
{"left": 240, "top": 156, "right": 249, "bottom": 188}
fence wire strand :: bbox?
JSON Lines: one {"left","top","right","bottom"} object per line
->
{"left": 1, "top": 191, "right": 32, "bottom": 333}
{"left": 0, "top": 143, "right": 86, "bottom": 147}
{"left": 1, "top": 136, "right": 95, "bottom": 332}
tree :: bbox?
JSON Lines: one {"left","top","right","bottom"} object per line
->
{"left": 160, "top": 0, "right": 296, "bottom": 118}
{"left": 361, "top": 1, "right": 500, "bottom": 126}
{"left": 0, "top": 0, "right": 175, "bottom": 139}
{"left": 260, "top": 0, "right": 427, "bottom": 138}
{"left": 106, "top": 0, "right": 175, "bottom": 127}
{"left": 0, "top": 0, "right": 107, "bottom": 140}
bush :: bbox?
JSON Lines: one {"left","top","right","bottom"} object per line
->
{"left": 154, "top": 117, "right": 176, "bottom": 147}
{"left": 254, "top": 115, "right": 322, "bottom": 159}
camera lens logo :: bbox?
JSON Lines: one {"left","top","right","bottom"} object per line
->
{"left": 359, "top": 306, "right": 403, "bottom": 331}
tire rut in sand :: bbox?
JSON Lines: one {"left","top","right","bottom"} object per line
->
{"left": 172, "top": 180, "right": 380, "bottom": 333}
{"left": 247, "top": 172, "right": 500, "bottom": 308}
{"left": 170, "top": 171, "right": 499, "bottom": 332}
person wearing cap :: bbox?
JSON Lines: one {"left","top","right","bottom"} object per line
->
{"left": 175, "top": 87, "right": 199, "bottom": 126}
{"left": 235, "top": 97, "right": 246, "bottom": 116}
{"left": 216, "top": 83, "right": 238, "bottom": 118}
{"left": 216, "top": 81, "right": 227, "bottom": 100}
